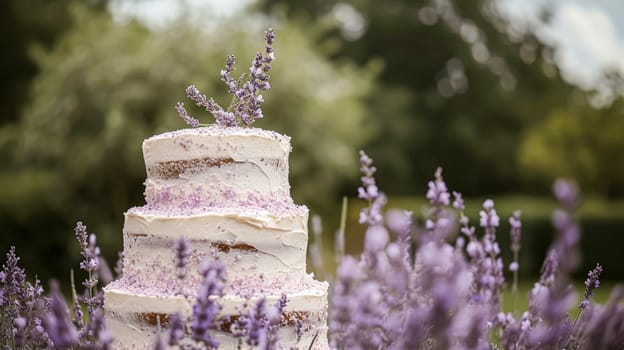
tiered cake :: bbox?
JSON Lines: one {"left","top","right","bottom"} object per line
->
{"left": 103, "top": 126, "right": 329, "bottom": 349}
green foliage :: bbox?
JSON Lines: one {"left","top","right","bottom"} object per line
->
{"left": 0, "top": 5, "right": 377, "bottom": 280}
{"left": 0, "top": 0, "right": 108, "bottom": 124}
{"left": 343, "top": 195, "right": 624, "bottom": 280}
{"left": 258, "top": 0, "right": 624, "bottom": 198}
{"left": 519, "top": 96, "right": 624, "bottom": 196}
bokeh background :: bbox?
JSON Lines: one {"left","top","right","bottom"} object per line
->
{"left": 1, "top": 0, "right": 623, "bottom": 290}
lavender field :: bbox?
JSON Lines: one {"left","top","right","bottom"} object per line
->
{"left": 2, "top": 0, "right": 624, "bottom": 349}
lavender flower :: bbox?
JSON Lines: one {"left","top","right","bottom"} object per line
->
{"left": 75, "top": 222, "right": 100, "bottom": 292}
{"left": 1, "top": 246, "right": 27, "bottom": 346}
{"left": 175, "top": 102, "right": 200, "bottom": 127}
{"left": 74, "top": 222, "right": 112, "bottom": 349}
{"left": 191, "top": 260, "right": 226, "bottom": 349}
{"left": 153, "top": 332, "right": 166, "bottom": 350}
{"left": 509, "top": 210, "right": 522, "bottom": 260}
{"left": 423, "top": 168, "right": 457, "bottom": 242}
{"left": 1, "top": 247, "right": 26, "bottom": 305}
{"left": 173, "top": 237, "right": 191, "bottom": 281}
{"left": 452, "top": 190, "right": 465, "bottom": 211}
{"left": 357, "top": 151, "right": 386, "bottom": 226}
{"left": 479, "top": 199, "right": 500, "bottom": 229}
{"left": 176, "top": 28, "right": 276, "bottom": 127}
{"left": 245, "top": 298, "right": 269, "bottom": 347}
{"left": 43, "top": 281, "right": 80, "bottom": 349}
{"left": 509, "top": 210, "right": 522, "bottom": 310}
{"left": 426, "top": 167, "right": 450, "bottom": 207}
{"left": 83, "top": 306, "right": 113, "bottom": 350}
{"left": 167, "top": 312, "right": 185, "bottom": 346}
{"left": 260, "top": 295, "right": 287, "bottom": 350}
{"left": 220, "top": 55, "right": 237, "bottom": 94}
{"left": 470, "top": 200, "right": 504, "bottom": 310}
{"left": 553, "top": 179, "right": 579, "bottom": 211}
{"left": 583, "top": 287, "right": 624, "bottom": 349}
{"left": 357, "top": 150, "right": 378, "bottom": 202}
{"left": 580, "top": 263, "right": 603, "bottom": 310}
{"left": 21, "top": 277, "right": 51, "bottom": 348}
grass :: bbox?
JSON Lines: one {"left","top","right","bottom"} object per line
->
{"left": 311, "top": 194, "right": 624, "bottom": 316}
{"left": 501, "top": 280, "right": 617, "bottom": 317}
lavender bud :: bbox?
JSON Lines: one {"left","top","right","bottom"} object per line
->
{"left": 167, "top": 312, "right": 185, "bottom": 346}
{"left": 173, "top": 237, "right": 191, "bottom": 280}
{"left": 553, "top": 179, "right": 579, "bottom": 211}
{"left": 452, "top": 191, "right": 465, "bottom": 210}
{"left": 479, "top": 200, "right": 500, "bottom": 228}
{"left": 580, "top": 263, "right": 603, "bottom": 309}
{"left": 175, "top": 102, "right": 200, "bottom": 128}
{"left": 426, "top": 167, "right": 450, "bottom": 206}
{"left": 364, "top": 225, "right": 389, "bottom": 252}
{"left": 43, "top": 281, "right": 80, "bottom": 349}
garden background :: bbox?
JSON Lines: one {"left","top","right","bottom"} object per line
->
{"left": 1, "top": 0, "right": 623, "bottom": 296}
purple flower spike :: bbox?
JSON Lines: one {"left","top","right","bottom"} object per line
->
{"left": 553, "top": 179, "right": 579, "bottom": 211}
{"left": 509, "top": 211, "right": 522, "bottom": 253}
{"left": 479, "top": 199, "right": 500, "bottom": 229}
{"left": 167, "top": 312, "right": 185, "bottom": 346}
{"left": 426, "top": 167, "right": 450, "bottom": 207}
{"left": 1, "top": 246, "right": 26, "bottom": 309}
{"left": 153, "top": 332, "right": 166, "bottom": 350}
{"left": 175, "top": 28, "right": 276, "bottom": 127}
{"left": 173, "top": 237, "right": 191, "bottom": 280}
{"left": 220, "top": 55, "right": 237, "bottom": 94}
{"left": 175, "top": 102, "right": 200, "bottom": 128}
{"left": 580, "top": 263, "right": 603, "bottom": 310}
{"left": 186, "top": 85, "right": 209, "bottom": 108}
{"left": 358, "top": 151, "right": 386, "bottom": 226}
{"left": 191, "top": 261, "right": 226, "bottom": 349}
{"left": 452, "top": 191, "right": 464, "bottom": 211}
{"left": 509, "top": 210, "right": 522, "bottom": 274}
{"left": 43, "top": 281, "right": 80, "bottom": 349}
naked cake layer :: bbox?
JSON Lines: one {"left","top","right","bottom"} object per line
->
{"left": 143, "top": 126, "right": 293, "bottom": 209}
{"left": 121, "top": 205, "right": 309, "bottom": 290}
{"left": 104, "top": 277, "right": 329, "bottom": 350}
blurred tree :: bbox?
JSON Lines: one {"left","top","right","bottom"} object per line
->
{"left": 0, "top": 0, "right": 108, "bottom": 125}
{"left": 257, "top": 0, "right": 589, "bottom": 196}
{"left": 520, "top": 79, "right": 624, "bottom": 197}
{"left": 0, "top": 4, "right": 377, "bottom": 280}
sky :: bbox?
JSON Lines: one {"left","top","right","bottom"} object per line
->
{"left": 499, "top": 0, "right": 624, "bottom": 90}
{"left": 111, "top": 0, "right": 624, "bottom": 91}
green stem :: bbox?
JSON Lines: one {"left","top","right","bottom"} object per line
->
{"left": 512, "top": 251, "right": 519, "bottom": 313}
{"left": 336, "top": 197, "right": 348, "bottom": 265}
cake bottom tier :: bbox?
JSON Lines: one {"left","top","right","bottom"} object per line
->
{"left": 103, "top": 280, "right": 329, "bottom": 350}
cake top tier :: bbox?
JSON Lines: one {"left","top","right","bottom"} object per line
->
{"left": 143, "top": 126, "right": 291, "bottom": 167}
{"left": 142, "top": 126, "right": 296, "bottom": 211}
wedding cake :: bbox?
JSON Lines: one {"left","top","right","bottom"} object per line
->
{"left": 103, "top": 125, "right": 329, "bottom": 349}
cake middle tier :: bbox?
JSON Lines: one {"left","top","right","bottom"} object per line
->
{"left": 122, "top": 205, "right": 309, "bottom": 293}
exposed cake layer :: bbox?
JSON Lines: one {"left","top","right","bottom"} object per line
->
{"left": 104, "top": 277, "right": 329, "bottom": 350}
{"left": 122, "top": 205, "right": 309, "bottom": 291}
{"left": 143, "top": 126, "right": 292, "bottom": 209}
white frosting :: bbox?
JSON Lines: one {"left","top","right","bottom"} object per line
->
{"left": 104, "top": 126, "right": 329, "bottom": 349}
{"left": 104, "top": 281, "right": 329, "bottom": 350}
{"left": 144, "top": 162, "right": 291, "bottom": 209}
{"left": 142, "top": 126, "right": 292, "bottom": 209}
{"left": 121, "top": 208, "right": 309, "bottom": 290}
{"left": 143, "top": 126, "right": 291, "bottom": 164}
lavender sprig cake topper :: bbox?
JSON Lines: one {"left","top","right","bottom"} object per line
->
{"left": 176, "top": 28, "right": 276, "bottom": 127}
